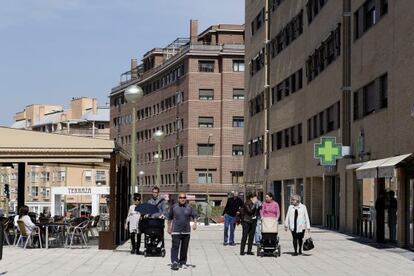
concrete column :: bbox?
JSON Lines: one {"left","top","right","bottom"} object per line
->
{"left": 312, "top": 177, "right": 323, "bottom": 225}
{"left": 17, "top": 163, "right": 26, "bottom": 211}
{"left": 92, "top": 194, "right": 100, "bottom": 216}
{"left": 396, "top": 168, "right": 407, "bottom": 247}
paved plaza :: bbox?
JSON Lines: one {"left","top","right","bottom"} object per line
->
{"left": 1, "top": 225, "right": 414, "bottom": 276}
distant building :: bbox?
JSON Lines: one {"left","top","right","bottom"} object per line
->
{"left": 1, "top": 97, "right": 110, "bottom": 215}
{"left": 109, "top": 20, "right": 245, "bottom": 205}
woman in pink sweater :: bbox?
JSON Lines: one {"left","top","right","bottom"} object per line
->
{"left": 260, "top": 192, "right": 280, "bottom": 220}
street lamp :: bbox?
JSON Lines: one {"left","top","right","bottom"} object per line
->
{"left": 153, "top": 130, "right": 165, "bottom": 187}
{"left": 138, "top": 170, "right": 145, "bottom": 200}
{"left": 205, "top": 133, "right": 213, "bottom": 226}
{"left": 124, "top": 84, "right": 143, "bottom": 197}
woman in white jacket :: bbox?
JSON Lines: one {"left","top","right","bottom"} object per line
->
{"left": 125, "top": 193, "right": 142, "bottom": 254}
{"left": 284, "top": 194, "right": 310, "bottom": 256}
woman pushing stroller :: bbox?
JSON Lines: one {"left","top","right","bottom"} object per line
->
{"left": 257, "top": 192, "right": 281, "bottom": 257}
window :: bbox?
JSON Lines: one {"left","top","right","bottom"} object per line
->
{"left": 251, "top": 8, "right": 265, "bottom": 36}
{"left": 198, "top": 144, "right": 214, "bottom": 155}
{"left": 379, "top": 74, "right": 388, "bottom": 108}
{"left": 232, "top": 145, "right": 244, "bottom": 156}
{"left": 284, "top": 129, "right": 290, "bottom": 148}
{"left": 232, "top": 116, "right": 244, "bottom": 128}
{"left": 276, "top": 131, "right": 283, "bottom": 150}
{"left": 96, "top": 171, "right": 106, "bottom": 181}
{"left": 306, "top": 24, "right": 341, "bottom": 83}
{"left": 31, "top": 187, "right": 39, "bottom": 197}
{"left": 326, "top": 105, "right": 335, "bottom": 132}
{"left": 363, "top": 81, "right": 376, "bottom": 116}
{"left": 298, "top": 124, "right": 303, "bottom": 144}
{"left": 231, "top": 171, "right": 244, "bottom": 184}
{"left": 233, "top": 89, "right": 245, "bottom": 100}
{"left": 233, "top": 60, "right": 245, "bottom": 72}
{"left": 272, "top": 68, "right": 303, "bottom": 104}
{"left": 57, "top": 171, "right": 66, "bottom": 182}
{"left": 308, "top": 102, "right": 340, "bottom": 139}
{"left": 355, "top": 0, "right": 388, "bottom": 39}
{"left": 306, "top": 0, "right": 327, "bottom": 24}
{"left": 354, "top": 74, "right": 387, "bottom": 120}
{"left": 85, "top": 170, "right": 92, "bottom": 182}
{"left": 199, "top": 61, "right": 214, "bottom": 72}
{"left": 199, "top": 89, "right": 214, "bottom": 100}
{"left": 270, "top": 10, "right": 303, "bottom": 57}
{"left": 198, "top": 117, "right": 214, "bottom": 128}
{"left": 196, "top": 169, "right": 213, "bottom": 183}
{"left": 319, "top": 111, "right": 325, "bottom": 135}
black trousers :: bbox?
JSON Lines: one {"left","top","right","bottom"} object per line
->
{"left": 240, "top": 221, "right": 256, "bottom": 254}
{"left": 171, "top": 234, "right": 190, "bottom": 264}
{"left": 130, "top": 232, "right": 142, "bottom": 252}
{"left": 291, "top": 230, "right": 305, "bottom": 253}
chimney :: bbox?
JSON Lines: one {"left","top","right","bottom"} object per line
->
{"left": 190, "top": 19, "right": 198, "bottom": 44}
{"left": 131, "top": 58, "right": 138, "bottom": 79}
{"left": 92, "top": 98, "right": 98, "bottom": 114}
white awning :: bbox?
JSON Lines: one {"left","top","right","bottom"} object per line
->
{"left": 378, "top": 154, "right": 412, "bottom": 178}
{"left": 356, "top": 153, "right": 412, "bottom": 179}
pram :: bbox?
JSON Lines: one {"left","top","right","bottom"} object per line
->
{"left": 140, "top": 217, "right": 166, "bottom": 257}
{"left": 257, "top": 217, "right": 281, "bottom": 257}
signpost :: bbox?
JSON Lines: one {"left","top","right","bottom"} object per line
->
{"left": 314, "top": 137, "right": 343, "bottom": 166}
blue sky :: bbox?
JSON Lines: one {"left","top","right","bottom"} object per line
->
{"left": 0, "top": 0, "right": 244, "bottom": 126}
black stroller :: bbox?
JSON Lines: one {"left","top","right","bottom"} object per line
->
{"left": 257, "top": 217, "right": 281, "bottom": 257}
{"left": 139, "top": 217, "right": 166, "bottom": 257}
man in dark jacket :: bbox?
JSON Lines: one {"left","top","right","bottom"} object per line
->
{"left": 240, "top": 193, "right": 257, "bottom": 255}
{"left": 222, "top": 191, "right": 244, "bottom": 246}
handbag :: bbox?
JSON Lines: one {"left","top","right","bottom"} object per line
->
{"left": 303, "top": 237, "right": 314, "bottom": 251}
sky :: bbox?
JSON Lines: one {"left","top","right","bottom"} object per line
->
{"left": 0, "top": 0, "right": 244, "bottom": 126}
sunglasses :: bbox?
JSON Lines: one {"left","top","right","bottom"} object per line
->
{"left": 179, "top": 197, "right": 186, "bottom": 199}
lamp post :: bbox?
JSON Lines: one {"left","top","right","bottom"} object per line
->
{"left": 153, "top": 130, "right": 165, "bottom": 187}
{"left": 124, "top": 84, "right": 143, "bottom": 198}
{"left": 205, "top": 133, "right": 213, "bottom": 226}
{"left": 138, "top": 170, "right": 145, "bottom": 200}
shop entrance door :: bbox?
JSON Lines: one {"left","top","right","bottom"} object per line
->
{"left": 409, "top": 179, "right": 414, "bottom": 249}
{"left": 325, "top": 176, "right": 340, "bottom": 230}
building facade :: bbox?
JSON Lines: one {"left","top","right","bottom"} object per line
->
{"left": 245, "top": 0, "right": 414, "bottom": 250}
{"left": 110, "top": 21, "right": 245, "bottom": 205}
{"left": 1, "top": 97, "right": 110, "bottom": 215}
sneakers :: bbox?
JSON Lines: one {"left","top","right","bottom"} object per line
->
{"left": 246, "top": 252, "right": 254, "bottom": 255}
{"left": 229, "top": 242, "right": 236, "bottom": 246}
{"left": 171, "top": 262, "right": 179, "bottom": 271}
{"left": 179, "top": 263, "right": 189, "bottom": 269}
{"left": 223, "top": 242, "right": 228, "bottom": 246}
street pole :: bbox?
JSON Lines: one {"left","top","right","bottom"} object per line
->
{"left": 156, "top": 143, "right": 161, "bottom": 187}
{"left": 131, "top": 105, "right": 137, "bottom": 195}
{"left": 124, "top": 84, "right": 143, "bottom": 200}
{"left": 205, "top": 134, "right": 212, "bottom": 226}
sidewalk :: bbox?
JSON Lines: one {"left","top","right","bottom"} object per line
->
{"left": 1, "top": 225, "right": 414, "bottom": 276}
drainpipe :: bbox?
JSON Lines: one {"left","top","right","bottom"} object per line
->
{"left": 263, "top": 0, "right": 271, "bottom": 194}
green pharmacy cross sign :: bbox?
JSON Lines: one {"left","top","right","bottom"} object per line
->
{"left": 314, "top": 137, "right": 343, "bottom": 166}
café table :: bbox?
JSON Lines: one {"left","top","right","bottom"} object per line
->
{"left": 37, "top": 222, "right": 69, "bottom": 249}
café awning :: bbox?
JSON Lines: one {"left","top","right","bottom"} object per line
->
{"left": 355, "top": 153, "right": 412, "bottom": 179}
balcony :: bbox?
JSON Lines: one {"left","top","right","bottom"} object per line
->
{"left": 53, "top": 128, "right": 109, "bottom": 138}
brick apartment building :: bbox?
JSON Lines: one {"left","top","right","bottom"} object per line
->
{"left": 110, "top": 20, "right": 245, "bottom": 205}
{"left": 245, "top": 0, "right": 414, "bottom": 250}
{"left": 1, "top": 97, "right": 110, "bottom": 215}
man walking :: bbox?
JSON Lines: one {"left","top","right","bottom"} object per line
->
{"left": 222, "top": 191, "right": 243, "bottom": 246}
{"left": 167, "top": 193, "right": 197, "bottom": 271}
{"left": 148, "top": 186, "right": 167, "bottom": 218}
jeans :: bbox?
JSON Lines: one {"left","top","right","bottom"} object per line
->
{"left": 223, "top": 214, "right": 236, "bottom": 244}
{"left": 130, "top": 232, "right": 141, "bottom": 252}
{"left": 171, "top": 234, "right": 191, "bottom": 264}
{"left": 254, "top": 219, "right": 262, "bottom": 244}
{"left": 240, "top": 221, "right": 256, "bottom": 254}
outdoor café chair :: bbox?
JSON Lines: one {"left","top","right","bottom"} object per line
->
{"left": 15, "top": 220, "right": 42, "bottom": 249}
{"left": 67, "top": 220, "right": 90, "bottom": 248}
{"left": 2, "top": 219, "right": 11, "bottom": 246}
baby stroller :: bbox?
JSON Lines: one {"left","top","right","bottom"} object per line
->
{"left": 140, "top": 217, "right": 166, "bottom": 257}
{"left": 257, "top": 217, "right": 281, "bottom": 257}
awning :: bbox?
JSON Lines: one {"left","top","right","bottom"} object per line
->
{"left": 356, "top": 153, "right": 412, "bottom": 179}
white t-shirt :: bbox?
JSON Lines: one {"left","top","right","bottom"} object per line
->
{"left": 14, "top": 215, "right": 36, "bottom": 234}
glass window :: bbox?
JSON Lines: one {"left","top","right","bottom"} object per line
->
{"left": 232, "top": 145, "right": 244, "bottom": 156}
{"left": 199, "top": 61, "right": 215, "bottom": 72}
{"left": 197, "top": 171, "right": 213, "bottom": 183}
{"left": 233, "top": 60, "right": 245, "bottom": 72}
{"left": 199, "top": 89, "right": 214, "bottom": 100}
{"left": 198, "top": 144, "right": 214, "bottom": 155}
{"left": 198, "top": 117, "right": 214, "bottom": 128}
{"left": 232, "top": 116, "right": 244, "bottom": 128}
{"left": 233, "top": 89, "right": 245, "bottom": 100}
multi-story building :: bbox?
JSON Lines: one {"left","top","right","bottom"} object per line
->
{"left": 1, "top": 97, "right": 110, "bottom": 215}
{"left": 110, "top": 20, "right": 245, "bottom": 205}
{"left": 245, "top": 0, "right": 414, "bottom": 250}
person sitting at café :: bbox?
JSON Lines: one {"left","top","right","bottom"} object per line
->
{"left": 14, "top": 205, "right": 36, "bottom": 234}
